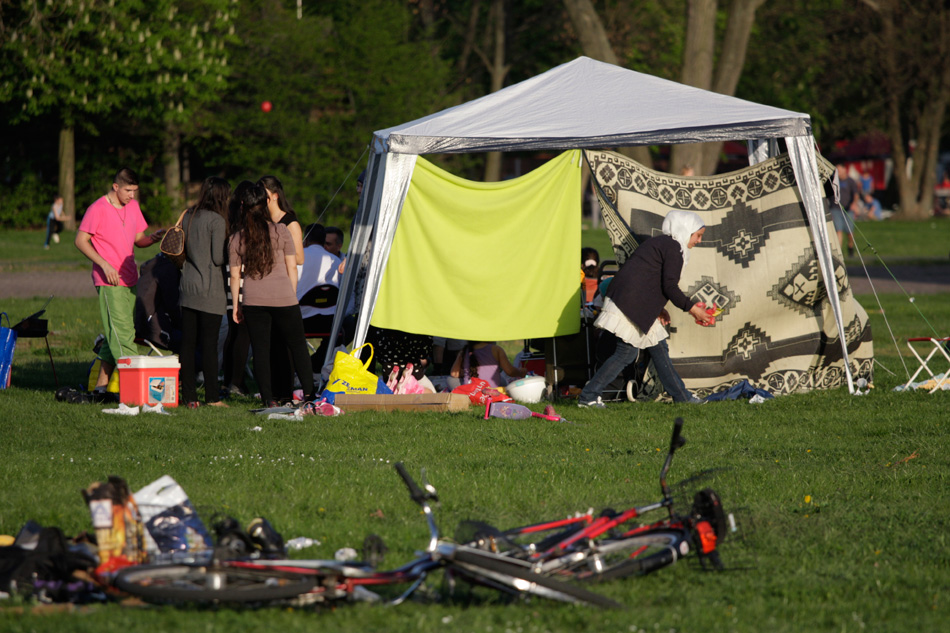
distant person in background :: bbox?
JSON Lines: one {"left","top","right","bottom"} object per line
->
{"left": 75, "top": 168, "right": 165, "bottom": 391}
{"left": 44, "top": 196, "right": 65, "bottom": 250}
{"left": 324, "top": 226, "right": 344, "bottom": 258}
{"left": 832, "top": 164, "right": 859, "bottom": 257}
{"left": 858, "top": 191, "right": 883, "bottom": 221}
{"left": 859, "top": 170, "right": 873, "bottom": 195}
{"left": 179, "top": 176, "right": 231, "bottom": 408}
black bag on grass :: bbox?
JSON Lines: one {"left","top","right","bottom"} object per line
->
{"left": 0, "top": 521, "right": 97, "bottom": 599}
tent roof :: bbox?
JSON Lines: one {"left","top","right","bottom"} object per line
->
{"left": 373, "top": 56, "right": 812, "bottom": 155}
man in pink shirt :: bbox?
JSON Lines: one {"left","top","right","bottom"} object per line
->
{"left": 75, "top": 168, "right": 165, "bottom": 390}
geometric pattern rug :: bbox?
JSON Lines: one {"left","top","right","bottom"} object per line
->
{"left": 585, "top": 150, "right": 874, "bottom": 398}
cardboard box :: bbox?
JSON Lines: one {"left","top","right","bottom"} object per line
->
{"left": 333, "top": 393, "right": 471, "bottom": 412}
{"left": 117, "top": 355, "right": 180, "bottom": 408}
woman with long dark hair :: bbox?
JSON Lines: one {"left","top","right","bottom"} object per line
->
{"left": 180, "top": 176, "right": 231, "bottom": 407}
{"left": 221, "top": 180, "right": 255, "bottom": 396}
{"left": 258, "top": 175, "right": 305, "bottom": 401}
{"left": 229, "top": 183, "right": 315, "bottom": 406}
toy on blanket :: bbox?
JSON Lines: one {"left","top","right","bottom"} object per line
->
{"left": 484, "top": 401, "right": 571, "bottom": 423}
{"left": 386, "top": 363, "right": 427, "bottom": 394}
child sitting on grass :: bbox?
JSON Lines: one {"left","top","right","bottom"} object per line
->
{"left": 450, "top": 342, "right": 526, "bottom": 388}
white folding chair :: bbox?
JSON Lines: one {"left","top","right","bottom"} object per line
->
{"left": 902, "top": 337, "right": 950, "bottom": 393}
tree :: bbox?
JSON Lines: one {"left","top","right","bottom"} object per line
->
{"left": 0, "top": 0, "right": 237, "bottom": 226}
{"left": 202, "top": 0, "right": 452, "bottom": 225}
{"left": 125, "top": 0, "right": 237, "bottom": 208}
{"left": 851, "top": 0, "right": 950, "bottom": 219}
{"left": 561, "top": 0, "right": 653, "bottom": 167}
{"left": 670, "top": 0, "right": 767, "bottom": 175}
{"left": 0, "top": 0, "right": 138, "bottom": 227}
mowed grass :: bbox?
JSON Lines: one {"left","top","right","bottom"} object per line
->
{"left": 1, "top": 292, "right": 948, "bottom": 632}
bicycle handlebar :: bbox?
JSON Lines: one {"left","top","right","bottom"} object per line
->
{"left": 669, "top": 417, "right": 686, "bottom": 453}
{"left": 394, "top": 462, "right": 427, "bottom": 505}
{"left": 660, "top": 418, "right": 686, "bottom": 503}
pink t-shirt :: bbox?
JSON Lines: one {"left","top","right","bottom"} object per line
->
{"left": 78, "top": 195, "right": 148, "bottom": 287}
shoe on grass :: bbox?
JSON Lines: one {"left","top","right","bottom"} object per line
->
{"left": 577, "top": 396, "right": 606, "bottom": 409}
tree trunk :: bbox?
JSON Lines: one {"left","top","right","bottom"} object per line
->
{"left": 163, "top": 122, "right": 182, "bottom": 207}
{"left": 483, "top": 0, "right": 508, "bottom": 182}
{"left": 700, "top": 0, "right": 766, "bottom": 174}
{"left": 58, "top": 126, "right": 76, "bottom": 230}
{"left": 562, "top": 0, "right": 653, "bottom": 167}
{"left": 671, "top": 0, "right": 716, "bottom": 176}
{"left": 457, "top": 0, "right": 483, "bottom": 76}
{"left": 870, "top": 0, "right": 950, "bottom": 219}
{"left": 672, "top": 0, "right": 765, "bottom": 176}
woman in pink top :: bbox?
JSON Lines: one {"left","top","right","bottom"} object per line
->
{"left": 450, "top": 342, "right": 526, "bottom": 388}
{"left": 229, "top": 184, "right": 314, "bottom": 407}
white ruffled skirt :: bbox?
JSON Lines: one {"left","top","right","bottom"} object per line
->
{"left": 594, "top": 297, "right": 668, "bottom": 348}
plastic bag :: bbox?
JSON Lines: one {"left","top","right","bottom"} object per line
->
{"left": 0, "top": 313, "right": 16, "bottom": 389}
{"left": 81, "top": 476, "right": 147, "bottom": 570}
{"left": 133, "top": 475, "right": 213, "bottom": 555}
{"left": 325, "top": 343, "right": 380, "bottom": 396}
{"left": 452, "top": 377, "right": 512, "bottom": 406}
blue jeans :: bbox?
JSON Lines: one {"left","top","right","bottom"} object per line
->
{"left": 578, "top": 338, "right": 694, "bottom": 403}
{"left": 44, "top": 215, "right": 55, "bottom": 247}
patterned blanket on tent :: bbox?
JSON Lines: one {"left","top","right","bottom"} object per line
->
{"left": 586, "top": 150, "right": 873, "bottom": 397}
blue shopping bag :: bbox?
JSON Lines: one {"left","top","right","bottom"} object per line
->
{"left": 0, "top": 313, "right": 17, "bottom": 389}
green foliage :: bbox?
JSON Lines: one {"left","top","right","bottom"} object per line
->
{"left": 0, "top": 0, "right": 136, "bottom": 127}
{"left": 123, "top": 0, "right": 237, "bottom": 129}
{"left": 198, "top": 0, "right": 452, "bottom": 225}
{"left": 0, "top": 171, "right": 58, "bottom": 228}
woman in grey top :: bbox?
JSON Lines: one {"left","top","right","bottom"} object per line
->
{"left": 180, "top": 176, "right": 230, "bottom": 407}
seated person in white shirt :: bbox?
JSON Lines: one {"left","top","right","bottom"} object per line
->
{"left": 298, "top": 223, "right": 341, "bottom": 335}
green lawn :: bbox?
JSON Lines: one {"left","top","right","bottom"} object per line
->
{"left": 1, "top": 289, "right": 948, "bottom": 632}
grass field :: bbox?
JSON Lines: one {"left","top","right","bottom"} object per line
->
{"left": 1, "top": 221, "right": 949, "bottom": 632}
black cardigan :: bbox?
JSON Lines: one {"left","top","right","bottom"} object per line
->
{"left": 605, "top": 235, "right": 694, "bottom": 332}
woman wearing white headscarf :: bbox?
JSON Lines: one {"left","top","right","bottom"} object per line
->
{"left": 578, "top": 210, "right": 710, "bottom": 408}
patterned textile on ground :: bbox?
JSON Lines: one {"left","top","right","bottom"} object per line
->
{"left": 586, "top": 150, "right": 873, "bottom": 398}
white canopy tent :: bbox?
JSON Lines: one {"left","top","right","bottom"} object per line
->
{"left": 329, "top": 56, "right": 855, "bottom": 394}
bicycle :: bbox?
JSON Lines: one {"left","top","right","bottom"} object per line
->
{"left": 455, "top": 417, "right": 739, "bottom": 582}
{"left": 113, "top": 463, "right": 621, "bottom": 609}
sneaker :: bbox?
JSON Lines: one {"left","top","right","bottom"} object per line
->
{"left": 52, "top": 233, "right": 60, "bottom": 244}
{"left": 578, "top": 396, "right": 606, "bottom": 409}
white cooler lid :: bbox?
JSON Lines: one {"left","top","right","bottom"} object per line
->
{"left": 117, "top": 355, "right": 180, "bottom": 369}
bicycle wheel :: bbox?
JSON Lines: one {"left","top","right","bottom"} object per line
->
{"left": 114, "top": 563, "right": 316, "bottom": 605}
{"left": 449, "top": 547, "right": 622, "bottom": 609}
{"left": 570, "top": 530, "right": 688, "bottom": 583}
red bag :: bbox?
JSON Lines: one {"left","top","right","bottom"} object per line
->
{"left": 452, "top": 378, "right": 513, "bottom": 406}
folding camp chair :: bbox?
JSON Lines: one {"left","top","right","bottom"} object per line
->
{"left": 901, "top": 337, "right": 950, "bottom": 393}
{"left": 300, "top": 284, "right": 340, "bottom": 354}
{"left": 11, "top": 296, "right": 58, "bottom": 387}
